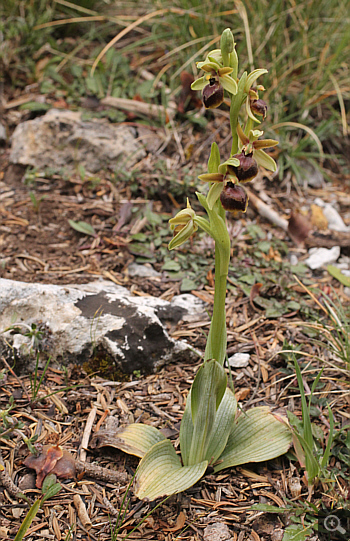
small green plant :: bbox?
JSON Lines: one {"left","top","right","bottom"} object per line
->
{"left": 29, "top": 191, "right": 46, "bottom": 213}
{"left": 111, "top": 28, "right": 291, "bottom": 501}
{"left": 288, "top": 355, "right": 335, "bottom": 493}
{"left": 109, "top": 472, "right": 169, "bottom": 541}
{"left": 14, "top": 473, "right": 61, "bottom": 541}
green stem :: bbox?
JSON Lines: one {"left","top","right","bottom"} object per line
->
{"left": 204, "top": 202, "right": 230, "bottom": 366}
{"left": 230, "top": 72, "right": 247, "bottom": 156}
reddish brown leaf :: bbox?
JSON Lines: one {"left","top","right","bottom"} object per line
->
{"left": 250, "top": 282, "right": 263, "bottom": 310}
{"left": 164, "top": 511, "right": 186, "bottom": 532}
{"left": 23, "top": 445, "right": 76, "bottom": 488}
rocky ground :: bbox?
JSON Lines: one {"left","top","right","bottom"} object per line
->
{"left": 0, "top": 94, "right": 350, "bottom": 540}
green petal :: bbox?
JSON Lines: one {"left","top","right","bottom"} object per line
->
{"left": 220, "top": 74, "right": 238, "bottom": 95}
{"left": 254, "top": 149, "right": 277, "bottom": 172}
{"left": 191, "top": 77, "right": 207, "bottom": 91}
{"left": 207, "top": 182, "right": 224, "bottom": 210}
{"left": 200, "top": 62, "right": 220, "bottom": 73}
{"left": 245, "top": 69, "right": 268, "bottom": 92}
{"left": 253, "top": 138, "right": 279, "bottom": 149}
{"left": 135, "top": 439, "right": 207, "bottom": 501}
{"left": 223, "top": 157, "right": 240, "bottom": 167}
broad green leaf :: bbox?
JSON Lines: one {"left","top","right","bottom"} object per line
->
{"left": 41, "top": 482, "right": 62, "bottom": 505}
{"left": 204, "top": 388, "right": 237, "bottom": 464}
{"left": 188, "top": 360, "right": 227, "bottom": 465}
{"left": 282, "top": 524, "right": 313, "bottom": 541}
{"left": 113, "top": 423, "right": 166, "bottom": 458}
{"left": 327, "top": 265, "right": 350, "bottom": 287}
{"left": 68, "top": 220, "right": 96, "bottom": 236}
{"left": 181, "top": 388, "right": 237, "bottom": 467}
{"left": 214, "top": 407, "right": 292, "bottom": 472}
{"left": 134, "top": 439, "right": 207, "bottom": 501}
{"left": 180, "top": 391, "right": 194, "bottom": 467}
{"left": 14, "top": 499, "right": 41, "bottom": 541}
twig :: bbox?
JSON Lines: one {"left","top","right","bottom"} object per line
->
{"left": 1, "top": 356, "right": 31, "bottom": 403}
{"left": 0, "top": 447, "right": 22, "bottom": 499}
{"left": 80, "top": 406, "right": 97, "bottom": 462}
{"left": 245, "top": 188, "right": 288, "bottom": 231}
{"left": 73, "top": 494, "right": 92, "bottom": 530}
{"left": 75, "top": 460, "right": 128, "bottom": 484}
{"left": 101, "top": 96, "right": 176, "bottom": 121}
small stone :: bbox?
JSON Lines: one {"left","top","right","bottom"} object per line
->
{"left": 305, "top": 246, "right": 340, "bottom": 270}
{"left": 314, "top": 198, "right": 349, "bottom": 232}
{"left": 271, "top": 529, "right": 284, "bottom": 541}
{"left": 203, "top": 522, "right": 233, "bottom": 541}
{"left": 0, "top": 122, "right": 6, "bottom": 143}
{"left": 298, "top": 161, "right": 324, "bottom": 188}
{"left": 127, "top": 263, "right": 161, "bottom": 278}
{"left": 228, "top": 353, "right": 250, "bottom": 368}
{"left": 290, "top": 254, "right": 298, "bottom": 266}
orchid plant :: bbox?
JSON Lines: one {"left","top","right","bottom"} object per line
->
{"left": 113, "top": 29, "right": 292, "bottom": 501}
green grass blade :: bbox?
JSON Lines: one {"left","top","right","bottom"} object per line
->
{"left": 14, "top": 499, "right": 41, "bottom": 541}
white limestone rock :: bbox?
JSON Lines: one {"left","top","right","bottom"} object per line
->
{"left": 305, "top": 246, "right": 340, "bottom": 270}
{"left": 0, "top": 279, "right": 205, "bottom": 374}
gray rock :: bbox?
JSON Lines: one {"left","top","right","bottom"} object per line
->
{"left": 9, "top": 109, "right": 146, "bottom": 174}
{"left": 228, "top": 352, "right": 250, "bottom": 368}
{"left": 0, "top": 279, "right": 205, "bottom": 374}
{"left": 203, "top": 522, "right": 234, "bottom": 541}
{"left": 305, "top": 246, "right": 340, "bottom": 270}
{"left": 0, "top": 122, "right": 6, "bottom": 143}
{"left": 127, "top": 263, "right": 161, "bottom": 278}
{"left": 299, "top": 161, "right": 324, "bottom": 188}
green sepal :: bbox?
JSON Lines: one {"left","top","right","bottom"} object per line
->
{"left": 134, "top": 439, "right": 207, "bottom": 501}
{"left": 208, "top": 142, "right": 221, "bottom": 173}
{"left": 214, "top": 406, "right": 292, "bottom": 472}
{"left": 207, "top": 182, "right": 224, "bottom": 210}
{"left": 254, "top": 148, "right": 277, "bottom": 172}
{"left": 221, "top": 74, "right": 238, "bottom": 95}
{"left": 245, "top": 69, "right": 268, "bottom": 92}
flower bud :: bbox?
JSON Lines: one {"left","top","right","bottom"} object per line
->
{"left": 202, "top": 78, "right": 224, "bottom": 109}
{"left": 226, "top": 151, "right": 258, "bottom": 183}
{"left": 220, "top": 28, "right": 234, "bottom": 54}
{"left": 250, "top": 99, "right": 267, "bottom": 119}
{"left": 220, "top": 183, "right": 248, "bottom": 213}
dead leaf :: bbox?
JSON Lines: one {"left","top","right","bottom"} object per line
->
{"left": 164, "top": 511, "right": 186, "bottom": 532}
{"left": 250, "top": 283, "right": 263, "bottom": 310}
{"left": 23, "top": 445, "right": 76, "bottom": 488}
{"left": 288, "top": 211, "right": 312, "bottom": 245}
{"left": 235, "top": 388, "right": 250, "bottom": 401}
{"left": 178, "top": 71, "right": 202, "bottom": 113}
{"left": 310, "top": 204, "right": 328, "bottom": 230}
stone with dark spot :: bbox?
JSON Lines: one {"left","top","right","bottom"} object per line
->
{"left": 0, "top": 279, "right": 207, "bottom": 374}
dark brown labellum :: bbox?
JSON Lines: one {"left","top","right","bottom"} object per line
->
{"left": 220, "top": 182, "right": 248, "bottom": 213}
{"left": 202, "top": 79, "right": 224, "bottom": 109}
{"left": 226, "top": 151, "right": 258, "bottom": 183}
{"left": 251, "top": 99, "right": 267, "bottom": 118}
